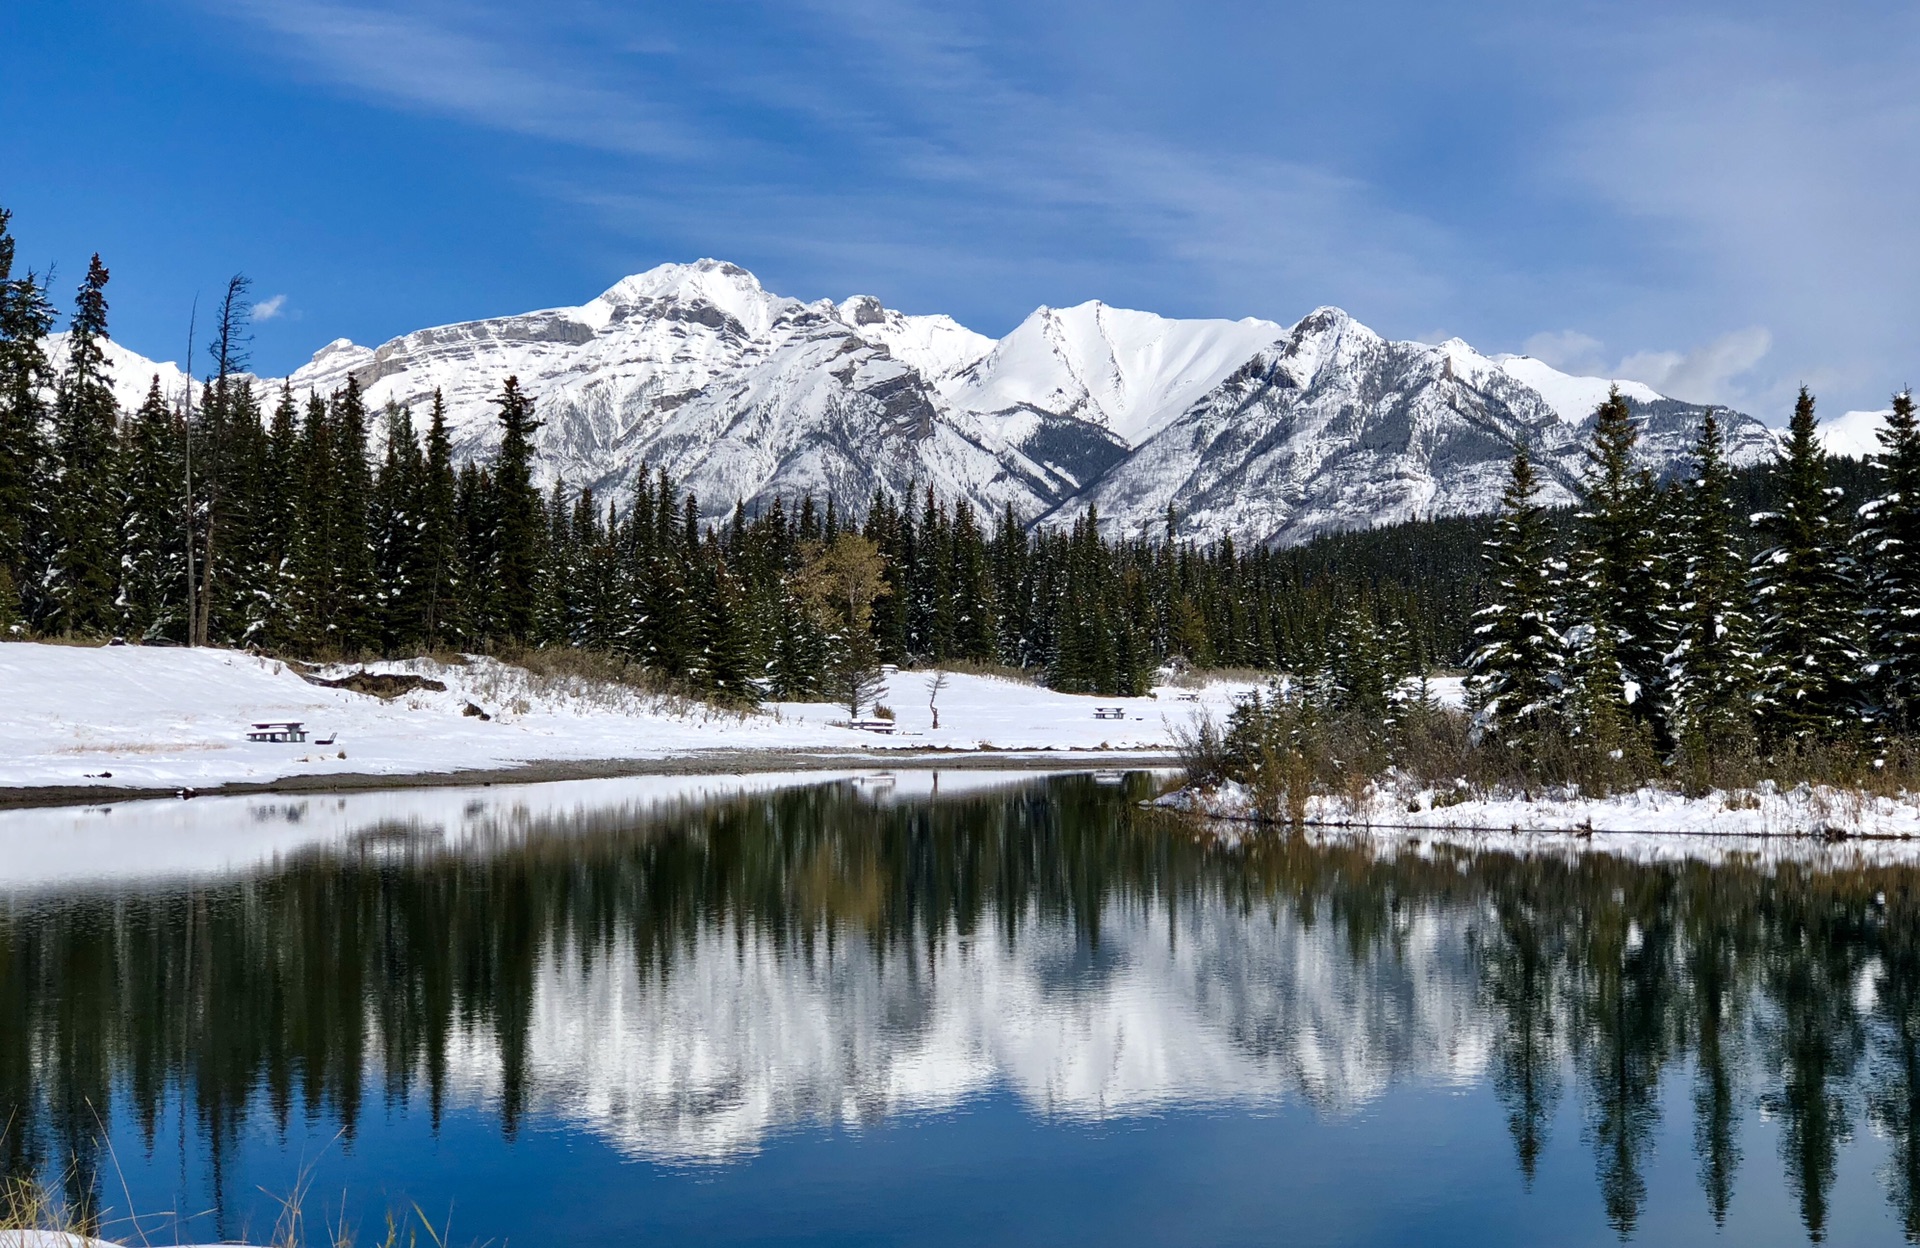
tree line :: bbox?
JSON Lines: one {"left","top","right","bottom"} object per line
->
{"left": 1471, "top": 381, "right": 1920, "bottom": 781}
{"left": 0, "top": 208, "right": 1474, "bottom": 707}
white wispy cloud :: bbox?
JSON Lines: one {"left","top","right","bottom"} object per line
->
{"left": 253, "top": 293, "right": 288, "bottom": 321}
{"left": 1528, "top": 6, "right": 1920, "bottom": 414}
{"left": 199, "top": 0, "right": 1472, "bottom": 331}
{"left": 194, "top": 0, "right": 1919, "bottom": 414}
{"left": 1522, "top": 325, "right": 1773, "bottom": 408}
{"left": 206, "top": 0, "right": 701, "bottom": 158}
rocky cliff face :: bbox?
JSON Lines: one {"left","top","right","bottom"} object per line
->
{"left": 65, "top": 260, "right": 1780, "bottom": 544}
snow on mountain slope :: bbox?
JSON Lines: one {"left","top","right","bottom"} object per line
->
{"left": 942, "top": 301, "right": 1284, "bottom": 447}
{"left": 57, "top": 261, "right": 1785, "bottom": 547}
{"left": 275, "top": 260, "right": 1080, "bottom": 519}
{"left": 1049, "top": 308, "right": 1779, "bottom": 545}
{"left": 41, "top": 334, "right": 192, "bottom": 415}
{"left": 1817, "top": 408, "right": 1890, "bottom": 459}
{"left": 834, "top": 295, "right": 994, "bottom": 382}
{"left": 1492, "top": 354, "right": 1665, "bottom": 424}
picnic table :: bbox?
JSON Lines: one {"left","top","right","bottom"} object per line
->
{"left": 851, "top": 719, "right": 898, "bottom": 734}
{"left": 1093, "top": 706, "right": 1127, "bottom": 720}
{"left": 247, "top": 721, "right": 308, "bottom": 743}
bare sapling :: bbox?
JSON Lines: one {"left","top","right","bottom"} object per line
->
{"left": 926, "top": 669, "right": 949, "bottom": 729}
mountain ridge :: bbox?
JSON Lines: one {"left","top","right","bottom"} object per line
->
{"left": 48, "top": 260, "right": 1786, "bottom": 546}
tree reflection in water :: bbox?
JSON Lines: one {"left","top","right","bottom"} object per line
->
{"left": 2, "top": 774, "right": 1919, "bottom": 1243}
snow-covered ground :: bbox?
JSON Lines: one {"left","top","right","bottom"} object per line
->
{"left": 1157, "top": 776, "right": 1920, "bottom": 860}
{"left": 0, "top": 643, "right": 1245, "bottom": 794}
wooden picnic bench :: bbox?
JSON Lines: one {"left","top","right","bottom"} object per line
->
{"left": 850, "top": 719, "right": 898, "bottom": 734}
{"left": 1093, "top": 706, "right": 1127, "bottom": 720}
{"left": 247, "top": 721, "right": 308, "bottom": 743}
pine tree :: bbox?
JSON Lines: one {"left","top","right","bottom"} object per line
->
{"left": 0, "top": 207, "right": 56, "bottom": 631}
{"left": 330, "top": 379, "right": 379, "bottom": 653}
{"left": 1859, "top": 390, "right": 1920, "bottom": 730}
{"left": 702, "top": 558, "right": 754, "bottom": 702}
{"left": 288, "top": 390, "right": 336, "bottom": 649}
{"left": 1752, "top": 386, "right": 1863, "bottom": 743}
{"left": 418, "top": 391, "right": 462, "bottom": 646}
{"left": 1468, "top": 444, "right": 1564, "bottom": 749}
{"left": 489, "top": 376, "right": 544, "bottom": 644}
{"left": 46, "top": 255, "right": 120, "bottom": 635}
{"left": 257, "top": 383, "right": 301, "bottom": 649}
{"left": 116, "top": 378, "right": 187, "bottom": 641}
{"left": 372, "top": 403, "right": 427, "bottom": 651}
{"left": 1665, "top": 410, "right": 1759, "bottom": 772}
{"left": 187, "top": 275, "right": 255, "bottom": 647}
{"left": 1566, "top": 388, "right": 1667, "bottom": 747}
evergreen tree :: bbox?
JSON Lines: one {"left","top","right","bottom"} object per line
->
{"left": 1859, "top": 390, "right": 1920, "bottom": 730}
{"left": 417, "top": 391, "right": 462, "bottom": 647}
{"left": 372, "top": 403, "right": 427, "bottom": 651}
{"left": 1666, "top": 410, "right": 1759, "bottom": 771}
{"left": 46, "top": 255, "right": 120, "bottom": 634}
{"left": 257, "top": 383, "right": 301, "bottom": 649}
{"left": 1752, "top": 387, "right": 1863, "bottom": 743}
{"left": 1566, "top": 388, "right": 1667, "bottom": 748}
{"left": 116, "top": 378, "right": 187, "bottom": 641}
{"left": 702, "top": 558, "right": 754, "bottom": 701}
{"left": 288, "top": 390, "right": 336, "bottom": 649}
{"left": 330, "top": 379, "right": 379, "bottom": 652}
{"left": 0, "top": 207, "right": 57, "bottom": 631}
{"left": 489, "top": 376, "right": 544, "bottom": 644}
{"left": 1468, "top": 444, "right": 1564, "bottom": 749}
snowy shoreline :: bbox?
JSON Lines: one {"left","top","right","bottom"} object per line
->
{"left": 0, "top": 643, "right": 1225, "bottom": 808}
{"left": 1154, "top": 777, "right": 1920, "bottom": 858}
{"left": 1, "top": 747, "right": 1178, "bottom": 810}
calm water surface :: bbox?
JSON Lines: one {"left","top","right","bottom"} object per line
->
{"left": 3, "top": 771, "right": 1919, "bottom": 1246}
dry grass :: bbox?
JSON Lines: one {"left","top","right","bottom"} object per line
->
{"left": 1161, "top": 664, "right": 1274, "bottom": 689}
{"left": 921, "top": 659, "right": 1037, "bottom": 685}
{"left": 1186, "top": 691, "right": 1920, "bottom": 823}
{"left": 2, "top": 1167, "right": 463, "bottom": 1248}
{"left": 453, "top": 648, "right": 760, "bottom": 723}
{"left": 1, "top": 1175, "right": 90, "bottom": 1238}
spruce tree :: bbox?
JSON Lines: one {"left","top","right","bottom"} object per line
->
{"left": 489, "top": 376, "right": 544, "bottom": 644}
{"left": 116, "top": 378, "right": 187, "bottom": 641}
{"left": 703, "top": 558, "right": 754, "bottom": 702}
{"left": 418, "top": 391, "right": 461, "bottom": 646}
{"left": 1752, "top": 386, "right": 1863, "bottom": 742}
{"left": 0, "top": 208, "right": 56, "bottom": 630}
{"left": 46, "top": 255, "right": 120, "bottom": 634}
{"left": 372, "top": 403, "right": 427, "bottom": 651}
{"left": 1468, "top": 444, "right": 1563, "bottom": 749}
{"left": 1859, "top": 390, "right": 1920, "bottom": 730}
{"left": 330, "top": 379, "right": 379, "bottom": 653}
{"left": 1665, "top": 410, "right": 1759, "bottom": 771}
{"left": 1566, "top": 388, "right": 1667, "bottom": 749}
{"left": 258, "top": 383, "right": 301, "bottom": 649}
{"left": 289, "top": 390, "right": 336, "bottom": 649}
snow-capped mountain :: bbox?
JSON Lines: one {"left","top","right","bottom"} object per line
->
{"left": 62, "top": 260, "right": 1782, "bottom": 546}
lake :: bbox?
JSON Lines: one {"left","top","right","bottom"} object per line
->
{"left": 2, "top": 770, "right": 1918, "bottom": 1246}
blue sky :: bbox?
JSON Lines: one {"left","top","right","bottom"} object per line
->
{"left": 3, "top": 0, "right": 1915, "bottom": 416}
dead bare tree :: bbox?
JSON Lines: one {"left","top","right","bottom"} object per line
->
{"left": 926, "top": 669, "right": 949, "bottom": 730}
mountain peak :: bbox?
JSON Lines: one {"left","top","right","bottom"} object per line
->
{"left": 587, "top": 259, "right": 797, "bottom": 336}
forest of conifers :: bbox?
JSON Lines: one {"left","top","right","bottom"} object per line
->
{"left": 0, "top": 209, "right": 1494, "bottom": 703}
{"left": 0, "top": 204, "right": 1893, "bottom": 719}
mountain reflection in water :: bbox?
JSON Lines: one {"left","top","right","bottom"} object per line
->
{"left": 2, "top": 771, "right": 1919, "bottom": 1245}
